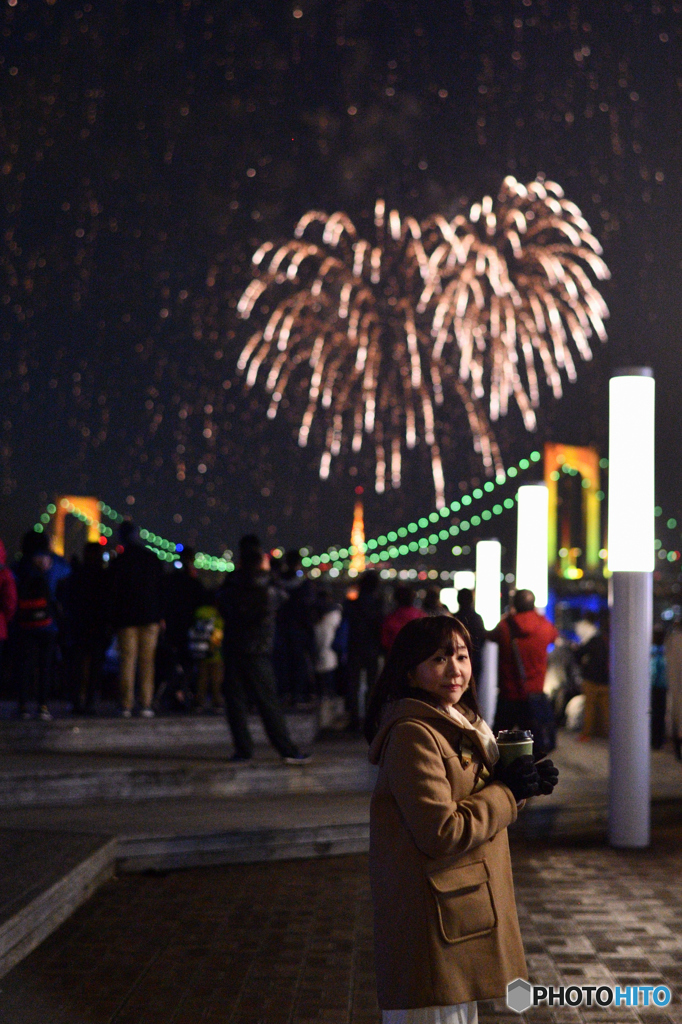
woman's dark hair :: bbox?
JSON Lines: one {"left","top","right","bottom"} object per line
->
{"left": 364, "top": 615, "right": 481, "bottom": 742}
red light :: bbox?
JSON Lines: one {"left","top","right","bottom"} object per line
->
{"left": 355, "top": 485, "right": 364, "bottom": 495}
{"left": 98, "top": 535, "right": 107, "bottom": 546}
{"left": 115, "top": 544, "right": 124, "bottom": 554}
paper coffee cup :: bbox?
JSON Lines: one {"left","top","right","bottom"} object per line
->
{"left": 496, "top": 729, "right": 533, "bottom": 767}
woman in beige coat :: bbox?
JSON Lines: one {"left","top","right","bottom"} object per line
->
{"left": 365, "top": 615, "right": 558, "bottom": 1024}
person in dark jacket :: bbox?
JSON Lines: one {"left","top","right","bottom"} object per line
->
{"left": 161, "top": 547, "right": 207, "bottom": 708}
{"left": 66, "top": 542, "right": 111, "bottom": 713}
{"left": 422, "top": 586, "right": 451, "bottom": 618}
{"left": 14, "top": 536, "right": 57, "bottom": 720}
{"left": 274, "top": 549, "right": 316, "bottom": 707}
{"left": 651, "top": 624, "right": 667, "bottom": 751}
{"left": 109, "top": 521, "right": 165, "bottom": 717}
{"left": 163, "top": 548, "right": 206, "bottom": 654}
{"left": 381, "top": 585, "right": 425, "bottom": 654}
{"left": 454, "top": 588, "right": 486, "bottom": 684}
{"left": 217, "top": 536, "right": 309, "bottom": 763}
{"left": 344, "top": 571, "right": 385, "bottom": 733}
{"left": 12, "top": 529, "right": 71, "bottom": 715}
{"left": 0, "top": 538, "right": 18, "bottom": 685}
{"left": 575, "top": 612, "right": 609, "bottom": 741}
{"left": 490, "top": 589, "right": 558, "bottom": 755}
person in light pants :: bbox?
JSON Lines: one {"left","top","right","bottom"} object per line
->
{"left": 109, "top": 521, "right": 165, "bottom": 717}
{"left": 118, "top": 623, "right": 160, "bottom": 714}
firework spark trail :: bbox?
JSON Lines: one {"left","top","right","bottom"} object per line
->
{"left": 236, "top": 177, "right": 609, "bottom": 507}
{"left": 428, "top": 176, "right": 610, "bottom": 438}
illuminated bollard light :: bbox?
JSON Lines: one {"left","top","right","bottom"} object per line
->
{"left": 516, "top": 484, "right": 549, "bottom": 611}
{"left": 476, "top": 540, "right": 501, "bottom": 725}
{"left": 454, "top": 570, "right": 476, "bottom": 593}
{"left": 475, "top": 540, "right": 502, "bottom": 630}
{"left": 608, "top": 368, "right": 655, "bottom": 848}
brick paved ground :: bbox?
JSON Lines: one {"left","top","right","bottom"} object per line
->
{"left": 2, "top": 829, "right": 682, "bottom": 1024}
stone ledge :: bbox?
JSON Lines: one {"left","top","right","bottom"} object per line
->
{"left": 116, "top": 821, "right": 371, "bottom": 872}
{"left": 0, "top": 758, "right": 376, "bottom": 809}
{"left": 0, "top": 820, "right": 370, "bottom": 979}
{"left": 0, "top": 836, "right": 117, "bottom": 980}
{"left": 0, "top": 712, "right": 318, "bottom": 753}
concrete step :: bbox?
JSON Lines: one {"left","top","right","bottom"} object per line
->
{"left": 0, "top": 752, "right": 376, "bottom": 808}
{"left": 0, "top": 712, "right": 318, "bottom": 754}
{"left": 117, "top": 821, "right": 371, "bottom": 872}
{"left": 0, "top": 792, "right": 372, "bottom": 976}
{"left": 0, "top": 829, "right": 116, "bottom": 979}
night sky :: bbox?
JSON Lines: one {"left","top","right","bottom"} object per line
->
{"left": 2, "top": 0, "right": 682, "bottom": 562}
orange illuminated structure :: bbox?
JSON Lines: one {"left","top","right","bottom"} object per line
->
{"left": 349, "top": 500, "right": 366, "bottom": 574}
{"left": 52, "top": 496, "right": 102, "bottom": 556}
{"left": 544, "top": 444, "right": 601, "bottom": 578}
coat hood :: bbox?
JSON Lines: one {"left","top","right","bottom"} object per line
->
{"left": 368, "top": 696, "right": 498, "bottom": 770}
{"left": 509, "top": 609, "right": 544, "bottom": 637}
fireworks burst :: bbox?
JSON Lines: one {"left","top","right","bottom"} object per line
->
{"left": 236, "top": 177, "right": 609, "bottom": 506}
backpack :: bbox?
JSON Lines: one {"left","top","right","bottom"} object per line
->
{"left": 17, "top": 573, "right": 53, "bottom": 630}
{"left": 188, "top": 607, "right": 222, "bottom": 661}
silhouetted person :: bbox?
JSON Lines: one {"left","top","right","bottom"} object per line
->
{"left": 162, "top": 547, "right": 207, "bottom": 708}
{"left": 0, "top": 537, "right": 17, "bottom": 686}
{"left": 651, "top": 623, "right": 667, "bottom": 751}
{"left": 313, "top": 584, "right": 343, "bottom": 727}
{"left": 665, "top": 620, "right": 682, "bottom": 760}
{"left": 575, "top": 611, "right": 609, "bottom": 741}
{"left": 218, "top": 536, "right": 308, "bottom": 763}
{"left": 381, "top": 584, "right": 424, "bottom": 654}
{"left": 274, "top": 548, "right": 316, "bottom": 707}
{"left": 14, "top": 532, "right": 57, "bottom": 720}
{"left": 13, "top": 529, "right": 71, "bottom": 710}
{"left": 164, "top": 548, "right": 206, "bottom": 653}
{"left": 189, "top": 601, "right": 225, "bottom": 713}
{"left": 344, "top": 571, "right": 384, "bottom": 733}
{"left": 66, "top": 542, "right": 111, "bottom": 713}
{"left": 109, "top": 521, "right": 165, "bottom": 717}
{"left": 490, "top": 588, "right": 558, "bottom": 754}
{"left": 454, "top": 588, "right": 485, "bottom": 683}
{"left": 422, "top": 586, "right": 450, "bottom": 617}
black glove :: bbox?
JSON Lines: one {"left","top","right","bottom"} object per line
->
{"left": 534, "top": 757, "right": 559, "bottom": 795}
{"left": 495, "top": 754, "right": 540, "bottom": 802}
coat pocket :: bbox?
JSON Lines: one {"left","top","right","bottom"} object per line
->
{"left": 427, "top": 859, "right": 497, "bottom": 945}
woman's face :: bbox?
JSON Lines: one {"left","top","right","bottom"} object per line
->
{"left": 410, "top": 633, "right": 472, "bottom": 708}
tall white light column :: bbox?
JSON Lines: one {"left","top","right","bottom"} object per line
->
{"left": 441, "top": 571, "right": 477, "bottom": 614}
{"left": 475, "top": 541, "right": 502, "bottom": 631}
{"left": 608, "top": 367, "right": 655, "bottom": 848}
{"left": 476, "top": 540, "right": 502, "bottom": 725}
{"left": 516, "top": 484, "right": 549, "bottom": 610}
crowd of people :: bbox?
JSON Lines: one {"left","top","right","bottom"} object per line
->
{"left": 1, "top": 523, "right": 682, "bottom": 762}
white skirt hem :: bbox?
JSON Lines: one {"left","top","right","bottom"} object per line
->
{"left": 382, "top": 1001, "right": 478, "bottom": 1024}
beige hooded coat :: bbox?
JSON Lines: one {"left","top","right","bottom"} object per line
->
{"left": 368, "top": 697, "right": 528, "bottom": 1010}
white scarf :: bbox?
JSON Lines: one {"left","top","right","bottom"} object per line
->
{"left": 446, "top": 704, "right": 499, "bottom": 767}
